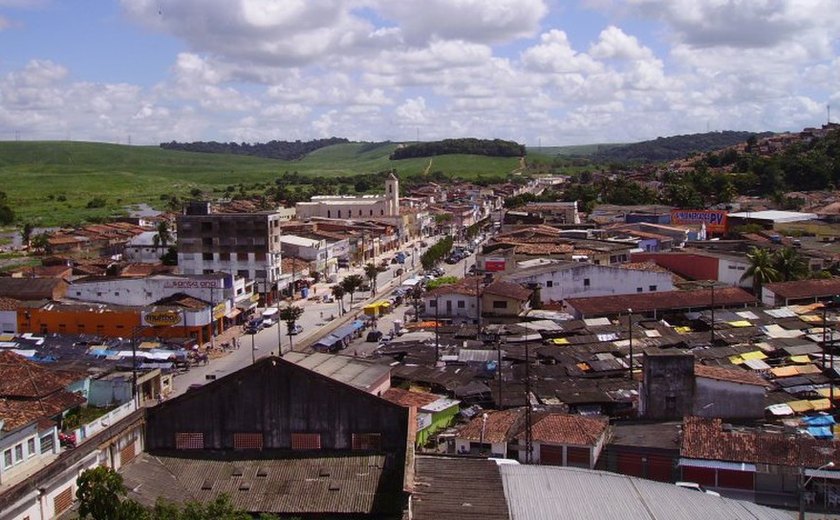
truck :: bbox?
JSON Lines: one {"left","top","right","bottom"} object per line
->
{"left": 261, "top": 307, "right": 279, "bottom": 327}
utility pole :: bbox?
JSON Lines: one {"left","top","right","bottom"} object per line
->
{"left": 524, "top": 339, "right": 532, "bottom": 464}
{"left": 710, "top": 282, "right": 716, "bottom": 345}
{"left": 627, "top": 308, "right": 633, "bottom": 380}
{"left": 434, "top": 296, "right": 440, "bottom": 363}
{"left": 497, "top": 334, "right": 503, "bottom": 410}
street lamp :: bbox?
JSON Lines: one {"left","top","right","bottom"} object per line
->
{"left": 709, "top": 281, "right": 716, "bottom": 345}
{"left": 627, "top": 308, "right": 633, "bottom": 380}
{"left": 800, "top": 461, "right": 835, "bottom": 520}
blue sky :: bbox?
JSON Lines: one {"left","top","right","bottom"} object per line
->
{"left": 1, "top": 0, "right": 838, "bottom": 146}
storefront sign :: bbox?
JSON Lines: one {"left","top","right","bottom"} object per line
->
{"left": 213, "top": 303, "right": 227, "bottom": 320}
{"left": 484, "top": 257, "right": 506, "bottom": 272}
{"left": 163, "top": 279, "right": 222, "bottom": 289}
{"left": 144, "top": 311, "right": 182, "bottom": 326}
{"left": 670, "top": 209, "right": 728, "bottom": 234}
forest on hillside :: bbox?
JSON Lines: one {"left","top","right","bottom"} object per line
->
{"left": 159, "top": 137, "right": 349, "bottom": 160}
{"left": 390, "top": 138, "right": 525, "bottom": 160}
{"left": 592, "top": 131, "right": 773, "bottom": 163}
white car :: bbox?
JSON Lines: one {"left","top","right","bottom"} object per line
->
{"left": 675, "top": 482, "right": 721, "bottom": 496}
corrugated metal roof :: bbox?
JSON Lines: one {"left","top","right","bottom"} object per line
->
{"left": 498, "top": 465, "right": 793, "bottom": 520}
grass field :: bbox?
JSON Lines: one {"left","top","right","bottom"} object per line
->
{"left": 0, "top": 141, "right": 524, "bottom": 226}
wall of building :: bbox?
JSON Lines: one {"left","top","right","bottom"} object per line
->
{"left": 0, "top": 310, "right": 15, "bottom": 334}
{"left": 507, "top": 264, "right": 674, "bottom": 304}
{"left": 693, "top": 378, "right": 765, "bottom": 419}
{"left": 481, "top": 293, "right": 527, "bottom": 318}
{"left": 716, "top": 257, "right": 753, "bottom": 288}
{"left": 68, "top": 275, "right": 234, "bottom": 307}
{"left": 632, "top": 253, "right": 718, "bottom": 282}
{"left": 641, "top": 354, "right": 695, "bottom": 420}
{"left": 422, "top": 294, "right": 478, "bottom": 321}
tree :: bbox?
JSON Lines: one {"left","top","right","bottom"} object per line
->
{"left": 77, "top": 466, "right": 127, "bottom": 520}
{"left": 331, "top": 284, "right": 346, "bottom": 315}
{"left": 341, "top": 274, "right": 364, "bottom": 305}
{"left": 409, "top": 284, "right": 425, "bottom": 322}
{"left": 773, "top": 247, "right": 809, "bottom": 282}
{"left": 742, "top": 246, "right": 781, "bottom": 296}
{"left": 30, "top": 232, "right": 52, "bottom": 254}
{"left": 363, "top": 263, "right": 379, "bottom": 295}
{"left": 20, "top": 222, "right": 33, "bottom": 248}
{"left": 279, "top": 304, "right": 304, "bottom": 352}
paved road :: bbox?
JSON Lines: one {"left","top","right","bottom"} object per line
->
{"left": 169, "top": 236, "right": 434, "bottom": 396}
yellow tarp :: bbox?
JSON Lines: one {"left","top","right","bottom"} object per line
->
{"left": 789, "top": 355, "right": 811, "bottom": 364}
{"left": 810, "top": 399, "right": 832, "bottom": 411}
{"left": 729, "top": 355, "right": 744, "bottom": 365}
{"left": 787, "top": 400, "right": 814, "bottom": 412}
{"left": 816, "top": 387, "right": 840, "bottom": 399}
{"left": 0, "top": 334, "right": 14, "bottom": 342}
{"left": 138, "top": 341, "right": 160, "bottom": 350}
{"left": 674, "top": 326, "right": 692, "bottom": 334}
{"left": 771, "top": 366, "right": 799, "bottom": 378}
{"left": 742, "top": 351, "right": 767, "bottom": 361}
{"left": 800, "top": 314, "right": 823, "bottom": 323}
{"left": 726, "top": 320, "right": 752, "bottom": 328}
{"left": 796, "top": 364, "right": 822, "bottom": 375}
{"left": 576, "top": 362, "right": 591, "bottom": 372}
{"left": 552, "top": 338, "right": 570, "bottom": 345}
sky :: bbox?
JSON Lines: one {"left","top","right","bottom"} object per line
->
{"left": 1, "top": 0, "right": 839, "bottom": 146}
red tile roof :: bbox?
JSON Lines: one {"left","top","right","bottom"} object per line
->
{"left": 426, "top": 277, "right": 481, "bottom": 298}
{"left": 0, "top": 297, "right": 20, "bottom": 311}
{"left": 566, "top": 287, "right": 756, "bottom": 317}
{"left": 517, "top": 413, "right": 609, "bottom": 446}
{"left": 694, "top": 364, "right": 769, "bottom": 387}
{"left": 456, "top": 409, "right": 524, "bottom": 444}
{"left": 0, "top": 391, "right": 85, "bottom": 432}
{"left": 483, "top": 280, "right": 532, "bottom": 302}
{"left": 764, "top": 278, "right": 840, "bottom": 300}
{"left": 0, "top": 351, "right": 82, "bottom": 398}
{"left": 381, "top": 388, "right": 439, "bottom": 409}
{"left": 681, "top": 416, "right": 840, "bottom": 468}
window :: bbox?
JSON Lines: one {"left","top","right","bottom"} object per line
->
{"left": 583, "top": 278, "right": 590, "bottom": 287}
{"left": 14, "top": 444, "right": 22, "bottom": 461}
{"left": 649, "top": 285, "right": 657, "bottom": 291}
{"left": 327, "top": 210, "right": 331, "bottom": 218}
{"left": 3, "top": 449, "right": 11, "bottom": 467}
{"left": 546, "top": 280, "right": 553, "bottom": 287}
{"left": 636, "top": 287, "right": 643, "bottom": 293}
{"left": 233, "top": 433, "right": 263, "bottom": 450}
{"left": 291, "top": 433, "right": 321, "bottom": 450}
{"left": 428, "top": 300, "right": 437, "bottom": 308}
{"left": 27, "top": 438, "right": 35, "bottom": 457}
{"left": 352, "top": 433, "right": 382, "bottom": 451}
{"left": 457, "top": 300, "right": 465, "bottom": 309}
{"left": 338, "top": 210, "right": 342, "bottom": 218}
{"left": 40, "top": 433, "right": 54, "bottom": 453}
{"left": 492, "top": 300, "right": 507, "bottom": 309}
{"left": 175, "top": 432, "right": 205, "bottom": 449}
{"left": 202, "top": 252, "right": 213, "bottom": 261}
{"left": 220, "top": 252, "right": 230, "bottom": 261}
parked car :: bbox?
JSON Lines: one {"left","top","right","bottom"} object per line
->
{"left": 288, "top": 324, "right": 303, "bottom": 335}
{"left": 675, "top": 482, "right": 721, "bottom": 496}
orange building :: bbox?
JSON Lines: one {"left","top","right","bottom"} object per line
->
{"left": 18, "top": 302, "right": 213, "bottom": 344}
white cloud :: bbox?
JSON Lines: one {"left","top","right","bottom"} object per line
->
{"left": 590, "top": 25, "right": 654, "bottom": 61}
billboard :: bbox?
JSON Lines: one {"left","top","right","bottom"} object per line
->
{"left": 484, "top": 257, "right": 507, "bottom": 272}
{"left": 670, "top": 209, "right": 728, "bottom": 234}
{"left": 144, "top": 311, "right": 182, "bottom": 327}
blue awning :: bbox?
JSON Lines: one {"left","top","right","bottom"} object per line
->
{"left": 314, "top": 334, "right": 341, "bottom": 348}
{"left": 333, "top": 324, "right": 357, "bottom": 339}
{"left": 352, "top": 320, "right": 365, "bottom": 330}
{"left": 803, "top": 414, "right": 835, "bottom": 426}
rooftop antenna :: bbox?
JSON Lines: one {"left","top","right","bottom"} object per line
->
{"left": 828, "top": 104, "right": 832, "bottom": 125}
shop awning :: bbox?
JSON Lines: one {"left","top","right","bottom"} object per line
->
{"left": 679, "top": 458, "right": 756, "bottom": 472}
{"left": 333, "top": 324, "right": 357, "bottom": 340}
{"left": 225, "top": 308, "right": 241, "bottom": 319}
{"left": 352, "top": 320, "right": 365, "bottom": 330}
{"left": 236, "top": 300, "right": 257, "bottom": 311}
{"left": 314, "top": 334, "right": 341, "bottom": 348}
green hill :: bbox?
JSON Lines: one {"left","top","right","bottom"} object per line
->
{"left": 0, "top": 141, "right": 521, "bottom": 226}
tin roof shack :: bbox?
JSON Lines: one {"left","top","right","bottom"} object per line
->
{"left": 383, "top": 388, "right": 460, "bottom": 447}
{"left": 762, "top": 278, "right": 840, "bottom": 307}
{"left": 511, "top": 413, "right": 611, "bottom": 469}
{"left": 141, "top": 355, "right": 412, "bottom": 517}
{"left": 0, "top": 278, "right": 68, "bottom": 301}
{"left": 598, "top": 422, "right": 682, "bottom": 482}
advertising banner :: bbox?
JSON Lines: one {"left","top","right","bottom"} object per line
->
{"left": 670, "top": 209, "right": 728, "bottom": 234}
{"left": 144, "top": 311, "right": 182, "bottom": 327}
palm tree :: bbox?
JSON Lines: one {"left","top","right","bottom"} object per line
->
{"left": 742, "top": 246, "right": 781, "bottom": 297}
{"left": 331, "top": 284, "right": 346, "bottom": 315}
{"left": 363, "top": 263, "right": 379, "bottom": 295}
{"left": 773, "top": 247, "right": 809, "bottom": 282}
{"left": 341, "top": 274, "right": 364, "bottom": 305}
{"left": 153, "top": 220, "right": 173, "bottom": 248}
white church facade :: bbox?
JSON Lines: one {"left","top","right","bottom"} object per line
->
{"left": 295, "top": 173, "right": 400, "bottom": 220}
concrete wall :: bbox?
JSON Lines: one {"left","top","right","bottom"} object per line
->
{"left": 422, "top": 294, "right": 478, "bottom": 321}
{"left": 641, "top": 353, "right": 695, "bottom": 419}
{"left": 68, "top": 275, "right": 236, "bottom": 307}
{"left": 693, "top": 378, "right": 765, "bottom": 419}
{"left": 632, "top": 252, "right": 718, "bottom": 282}
{"left": 717, "top": 257, "right": 753, "bottom": 288}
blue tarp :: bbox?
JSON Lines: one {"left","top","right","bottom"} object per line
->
{"left": 808, "top": 426, "right": 834, "bottom": 439}
{"left": 314, "top": 334, "right": 341, "bottom": 348}
{"left": 333, "top": 324, "right": 357, "bottom": 340}
{"left": 803, "top": 414, "right": 836, "bottom": 426}
{"left": 352, "top": 320, "right": 365, "bottom": 330}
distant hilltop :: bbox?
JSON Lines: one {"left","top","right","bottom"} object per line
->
{"left": 588, "top": 131, "right": 774, "bottom": 163}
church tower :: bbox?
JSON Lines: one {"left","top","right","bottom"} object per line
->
{"left": 385, "top": 172, "right": 399, "bottom": 217}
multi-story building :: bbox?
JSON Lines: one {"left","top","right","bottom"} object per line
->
{"left": 296, "top": 173, "right": 400, "bottom": 221}
{"left": 176, "top": 202, "right": 284, "bottom": 303}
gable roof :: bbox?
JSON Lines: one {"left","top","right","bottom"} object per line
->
{"left": 516, "top": 413, "right": 609, "bottom": 446}
{"left": 483, "top": 280, "right": 532, "bottom": 301}
{"left": 0, "top": 277, "right": 68, "bottom": 300}
{"left": 456, "top": 408, "right": 524, "bottom": 444}
{"left": 0, "top": 351, "right": 82, "bottom": 398}
{"left": 382, "top": 387, "right": 440, "bottom": 409}
{"left": 694, "top": 363, "right": 769, "bottom": 387}
{"left": 764, "top": 278, "right": 840, "bottom": 300}
{"left": 566, "top": 287, "right": 755, "bottom": 317}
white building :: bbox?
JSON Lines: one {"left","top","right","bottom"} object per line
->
{"left": 296, "top": 173, "right": 400, "bottom": 220}
{"left": 279, "top": 235, "right": 328, "bottom": 276}
{"left": 123, "top": 231, "right": 172, "bottom": 264}
{"left": 503, "top": 261, "right": 674, "bottom": 305}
